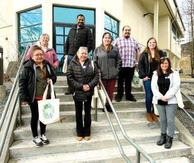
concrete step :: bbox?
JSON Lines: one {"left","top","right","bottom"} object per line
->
{"left": 14, "top": 118, "right": 181, "bottom": 146}
{"left": 55, "top": 91, "right": 145, "bottom": 102}
{"left": 14, "top": 118, "right": 162, "bottom": 140}
{"left": 142, "top": 157, "right": 190, "bottom": 163}
{"left": 20, "top": 108, "right": 147, "bottom": 125}
{"left": 21, "top": 99, "right": 146, "bottom": 114}
{"left": 54, "top": 85, "right": 143, "bottom": 94}
{"left": 8, "top": 141, "right": 191, "bottom": 163}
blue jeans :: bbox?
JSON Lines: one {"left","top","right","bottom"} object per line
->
{"left": 143, "top": 80, "right": 153, "bottom": 113}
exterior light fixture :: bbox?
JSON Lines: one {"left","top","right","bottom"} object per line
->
{"left": 143, "top": 12, "right": 154, "bottom": 17}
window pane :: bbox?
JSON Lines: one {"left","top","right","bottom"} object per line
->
{"left": 56, "top": 45, "right": 64, "bottom": 53}
{"left": 65, "top": 27, "right": 71, "bottom": 35}
{"left": 20, "top": 8, "right": 42, "bottom": 27}
{"left": 104, "top": 14, "right": 119, "bottom": 39}
{"left": 56, "top": 27, "right": 64, "bottom": 35}
{"left": 54, "top": 7, "right": 95, "bottom": 25}
{"left": 56, "top": 36, "right": 64, "bottom": 44}
{"left": 20, "top": 25, "right": 42, "bottom": 42}
{"left": 18, "top": 7, "right": 42, "bottom": 54}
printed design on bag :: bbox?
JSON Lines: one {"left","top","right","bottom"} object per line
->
{"left": 42, "top": 103, "right": 55, "bottom": 119}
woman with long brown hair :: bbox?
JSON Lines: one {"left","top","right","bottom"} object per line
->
{"left": 93, "top": 32, "right": 121, "bottom": 112}
{"left": 138, "top": 37, "right": 166, "bottom": 122}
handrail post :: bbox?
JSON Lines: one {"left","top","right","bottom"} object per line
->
{"left": 136, "top": 150, "right": 140, "bottom": 163}
{"left": 94, "top": 97, "right": 98, "bottom": 121}
{"left": 18, "top": 98, "right": 22, "bottom": 126}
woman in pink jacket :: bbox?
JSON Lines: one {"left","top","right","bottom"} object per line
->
{"left": 25, "top": 33, "right": 59, "bottom": 70}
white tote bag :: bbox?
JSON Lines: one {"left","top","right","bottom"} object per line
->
{"left": 91, "top": 87, "right": 106, "bottom": 108}
{"left": 62, "top": 55, "right": 68, "bottom": 74}
{"left": 38, "top": 80, "right": 60, "bottom": 125}
{"left": 132, "top": 69, "right": 142, "bottom": 88}
{"left": 90, "top": 60, "right": 106, "bottom": 108}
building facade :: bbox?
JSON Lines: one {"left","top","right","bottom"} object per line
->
{"left": 0, "top": 0, "right": 185, "bottom": 73}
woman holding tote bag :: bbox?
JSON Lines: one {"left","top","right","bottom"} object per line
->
{"left": 19, "top": 45, "right": 56, "bottom": 147}
{"left": 67, "top": 47, "right": 99, "bottom": 141}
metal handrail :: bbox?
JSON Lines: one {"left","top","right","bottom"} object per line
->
{"left": 180, "top": 91, "right": 194, "bottom": 122}
{"left": 0, "top": 47, "right": 28, "bottom": 160}
{"left": 94, "top": 79, "right": 155, "bottom": 163}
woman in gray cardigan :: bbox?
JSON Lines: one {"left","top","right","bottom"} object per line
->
{"left": 93, "top": 32, "right": 121, "bottom": 112}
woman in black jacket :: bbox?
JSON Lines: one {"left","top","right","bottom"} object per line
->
{"left": 67, "top": 47, "right": 99, "bottom": 141}
{"left": 19, "top": 45, "right": 56, "bottom": 147}
{"left": 138, "top": 37, "right": 166, "bottom": 123}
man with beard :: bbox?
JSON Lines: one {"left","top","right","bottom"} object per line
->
{"left": 112, "top": 25, "right": 141, "bottom": 102}
{"left": 64, "top": 14, "right": 94, "bottom": 95}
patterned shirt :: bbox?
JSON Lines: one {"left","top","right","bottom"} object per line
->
{"left": 112, "top": 36, "right": 141, "bottom": 68}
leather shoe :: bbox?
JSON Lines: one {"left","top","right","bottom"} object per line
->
{"left": 107, "top": 105, "right": 112, "bottom": 113}
{"left": 115, "top": 95, "right": 122, "bottom": 102}
{"left": 126, "top": 97, "right": 137, "bottom": 102}
{"left": 76, "top": 136, "right": 83, "bottom": 141}
{"left": 84, "top": 136, "right": 91, "bottom": 141}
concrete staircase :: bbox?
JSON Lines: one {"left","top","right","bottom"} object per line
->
{"left": 8, "top": 76, "right": 192, "bottom": 163}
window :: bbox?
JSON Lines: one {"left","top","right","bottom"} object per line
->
{"left": 104, "top": 13, "right": 119, "bottom": 40}
{"left": 18, "top": 7, "right": 42, "bottom": 54}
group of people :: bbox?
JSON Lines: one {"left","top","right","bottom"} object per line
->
{"left": 19, "top": 14, "right": 181, "bottom": 150}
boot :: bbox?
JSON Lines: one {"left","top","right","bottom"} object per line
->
{"left": 152, "top": 113, "right": 159, "bottom": 122}
{"left": 146, "top": 113, "right": 153, "bottom": 122}
{"left": 164, "top": 135, "right": 173, "bottom": 149}
{"left": 157, "top": 133, "right": 166, "bottom": 146}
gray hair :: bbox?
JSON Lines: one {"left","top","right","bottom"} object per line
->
{"left": 77, "top": 47, "right": 88, "bottom": 54}
{"left": 39, "top": 33, "right": 50, "bottom": 40}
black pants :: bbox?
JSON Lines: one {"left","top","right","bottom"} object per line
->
{"left": 29, "top": 99, "right": 46, "bottom": 137}
{"left": 74, "top": 96, "right": 92, "bottom": 137}
{"left": 117, "top": 67, "right": 135, "bottom": 99}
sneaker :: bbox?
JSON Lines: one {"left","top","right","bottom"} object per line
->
{"left": 33, "top": 136, "right": 43, "bottom": 147}
{"left": 41, "top": 134, "right": 50, "bottom": 144}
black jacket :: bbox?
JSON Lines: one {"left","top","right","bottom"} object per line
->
{"left": 67, "top": 56, "right": 99, "bottom": 97}
{"left": 138, "top": 50, "right": 166, "bottom": 79}
{"left": 65, "top": 25, "right": 94, "bottom": 55}
{"left": 19, "top": 59, "right": 57, "bottom": 104}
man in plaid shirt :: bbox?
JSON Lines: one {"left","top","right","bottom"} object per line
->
{"left": 112, "top": 25, "right": 141, "bottom": 102}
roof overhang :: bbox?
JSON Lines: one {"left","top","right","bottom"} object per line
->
{"left": 138, "top": 0, "right": 185, "bottom": 38}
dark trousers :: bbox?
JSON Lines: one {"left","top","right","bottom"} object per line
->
{"left": 117, "top": 67, "right": 135, "bottom": 99}
{"left": 29, "top": 99, "right": 46, "bottom": 137}
{"left": 102, "top": 79, "right": 116, "bottom": 106}
{"left": 74, "top": 96, "right": 92, "bottom": 137}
